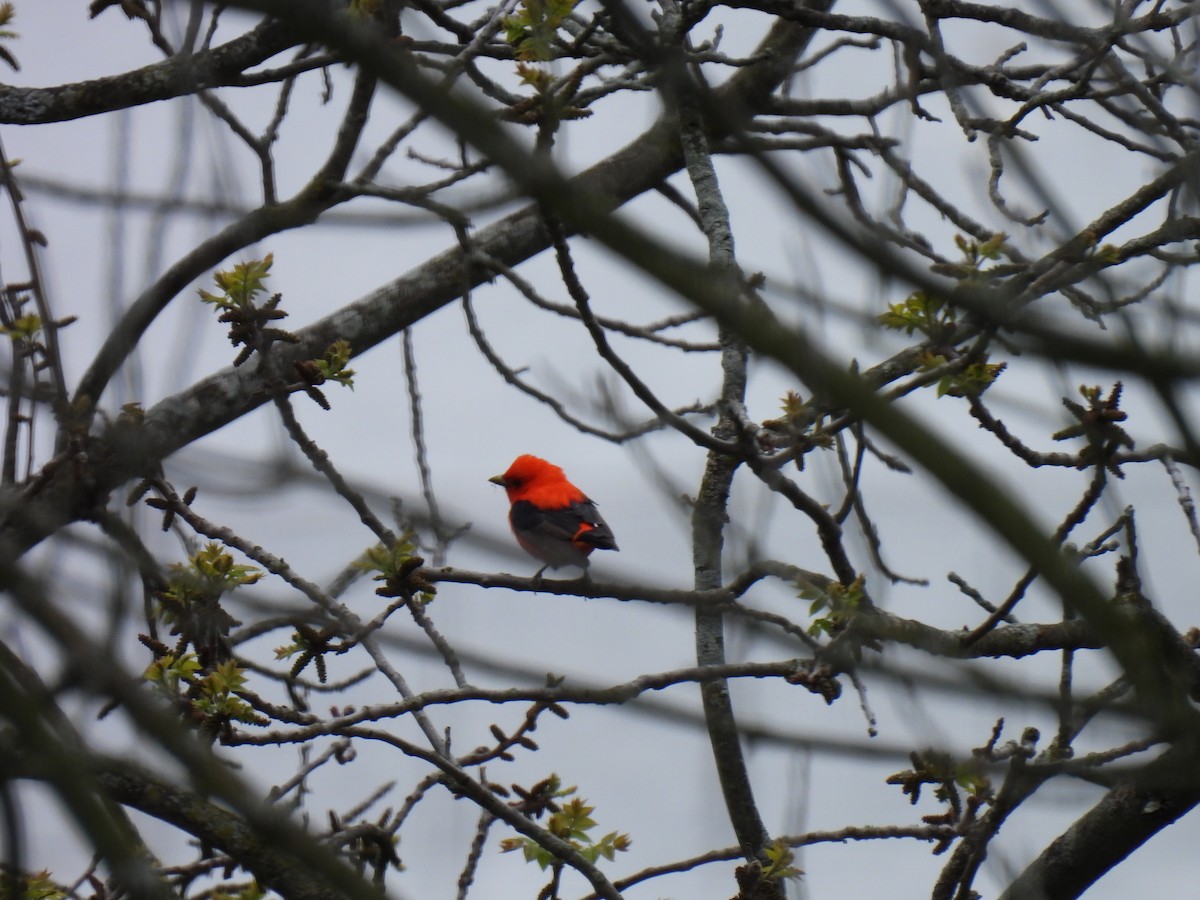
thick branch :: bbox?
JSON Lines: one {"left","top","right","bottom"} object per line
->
{"left": 998, "top": 742, "right": 1200, "bottom": 900}
{"left": 0, "top": 19, "right": 300, "bottom": 124}
{"left": 94, "top": 758, "right": 378, "bottom": 900}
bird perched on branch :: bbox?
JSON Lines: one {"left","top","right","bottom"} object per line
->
{"left": 489, "top": 455, "right": 618, "bottom": 578}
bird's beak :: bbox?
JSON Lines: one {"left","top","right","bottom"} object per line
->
{"left": 488, "top": 474, "right": 506, "bottom": 487}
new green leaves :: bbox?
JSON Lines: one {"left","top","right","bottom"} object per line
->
{"left": 503, "top": 0, "right": 576, "bottom": 62}
{"left": 499, "top": 776, "right": 632, "bottom": 870}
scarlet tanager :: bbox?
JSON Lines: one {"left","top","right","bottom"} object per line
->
{"left": 489, "top": 455, "right": 618, "bottom": 577}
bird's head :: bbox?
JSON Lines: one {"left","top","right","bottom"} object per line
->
{"left": 489, "top": 454, "right": 571, "bottom": 502}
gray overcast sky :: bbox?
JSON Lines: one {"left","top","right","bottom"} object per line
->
{"left": 4, "top": 2, "right": 1199, "bottom": 898}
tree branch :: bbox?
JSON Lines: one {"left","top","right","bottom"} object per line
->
{"left": 0, "top": 18, "right": 300, "bottom": 125}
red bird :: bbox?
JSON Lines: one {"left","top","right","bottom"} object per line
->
{"left": 489, "top": 455, "right": 618, "bottom": 577}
